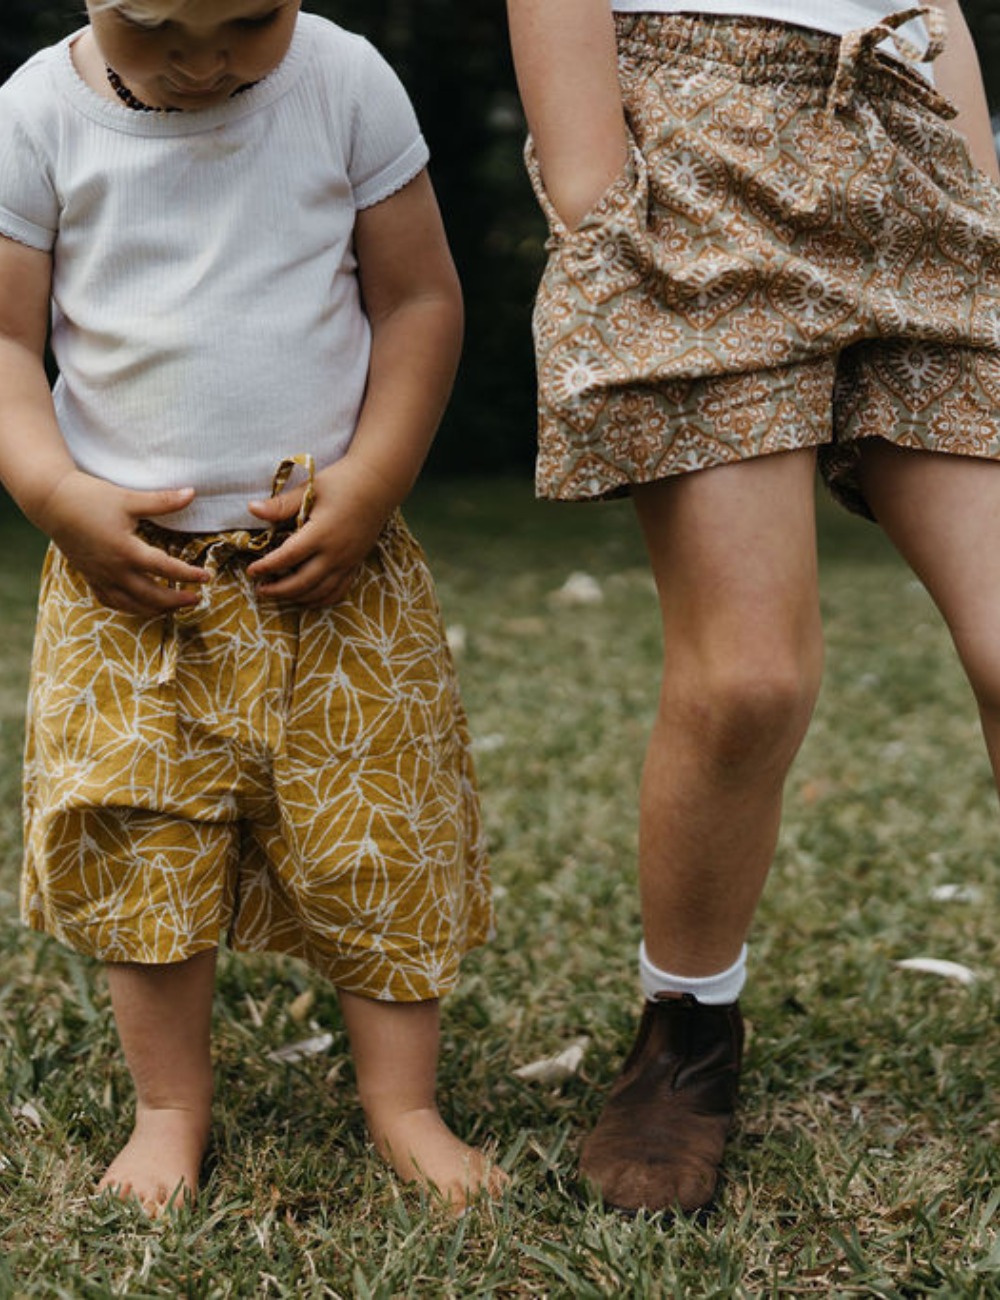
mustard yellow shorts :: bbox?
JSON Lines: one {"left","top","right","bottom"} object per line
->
{"left": 22, "top": 509, "right": 492, "bottom": 1001}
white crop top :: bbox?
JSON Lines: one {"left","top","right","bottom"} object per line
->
{"left": 0, "top": 13, "right": 429, "bottom": 531}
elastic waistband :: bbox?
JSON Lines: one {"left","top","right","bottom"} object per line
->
{"left": 617, "top": 12, "right": 841, "bottom": 76}
{"left": 615, "top": 8, "right": 948, "bottom": 110}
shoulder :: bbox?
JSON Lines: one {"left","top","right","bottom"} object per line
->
{"left": 298, "top": 11, "right": 381, "bottom": 73}
{"left": 0, "top": 40, "right": 71, "bottom": 155}
{"left": 0, "top": 38, "right": 67, "bottom": 104}
{"left": 298, "top": 12, "right": 409, "bottom": 99}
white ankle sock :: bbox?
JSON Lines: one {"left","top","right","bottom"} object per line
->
{"left": 638, "top": 941, "right": 747, "bottom": 1005}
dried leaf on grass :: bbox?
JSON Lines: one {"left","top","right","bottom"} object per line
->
{"left": 267, "top": 1033, "right": 333, "bottom": 1063}
{"left": 929, "top": 883, "right": 983, "bottom": 903}
{"left": 513, "top": 1038, "right": 588, "bottom": 1085}
{"left": 894, "top": 957, "right": 978, "bottom": 986}
{"left": 287, "top": 989, "right": 315, "bottom": 1023}
{"left": 549, "top": 573, "right": 603, "bottom": 606}
{"left": 472, "top": 733, "right": 506, "bottom": 754}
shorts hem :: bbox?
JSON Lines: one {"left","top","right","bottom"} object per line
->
{"left": 22, "top": 913, "right": 223, "bottom": 965}
{"left": 22, "top": 912, "right": 493, "bottom": 1000}
{"left": 228, "top": 921, "right": 494, "bottom": 1003}
{"left": 537, "top": 429, "right": 830, "bottom": 503}
{"left": 820, "top": 429, "right": 1000, "bottom": 522}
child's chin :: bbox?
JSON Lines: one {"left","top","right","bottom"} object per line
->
{"left": 163, "top": 80, "right": 234, "bottom": 108}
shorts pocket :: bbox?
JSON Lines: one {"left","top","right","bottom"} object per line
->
{"left": 526, "top": 128, "right": 651, "bottom": 311}
{"left": 525, "top": 128, "right": 649, "bottom": 244}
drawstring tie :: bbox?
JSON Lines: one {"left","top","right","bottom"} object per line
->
{"left": 156, "top": 453, "right": 316, "bottom": 685}
{"left": 826, "top": 5, "right": 949, "bottom": 123}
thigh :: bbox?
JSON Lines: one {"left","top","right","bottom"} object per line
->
{"left": 824, "top": 343, "right": 1000, "bottom": 521}
{"left": 633, "top": 446, "right": 822, "bottom": 665}
{"left": 859, "top": 440, "right": 1000, "bottom": 669}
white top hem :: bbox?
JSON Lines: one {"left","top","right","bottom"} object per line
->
{"left": 0, "top": 206, "right": 52, "bottom": 251}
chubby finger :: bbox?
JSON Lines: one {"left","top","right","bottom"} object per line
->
{"left": 116, "top": 570, "right": 203, "bottom": 613}
{"left": 125, "top": 486, "right": 196, "bottom": 518}
{"left": 255, "top": 554, "right": 340, "bottom": 599}
{"left": 298, "top": 571, "right": 360, "bottom": 607}
{"left": 132, "top": 540, "right": 209, "bottom": 585}
{"left": 247, "top": 487, "right": 305, "bottom": 525}
{"left": 90, "top": 583, "right": 154, "bottom": 617}
{"left": 296, "top": 575, "right": 349, "bottom": 608}
{"left": 246, "top": 530, "right": 315, "bottom": 579}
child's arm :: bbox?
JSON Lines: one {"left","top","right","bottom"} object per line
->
{"left": 930, "top": 0, "right": 1000, "bottom": 185}
{"left": 506, "top": 0, "right": 628, "bottom": 231}
{"left": 246, "top": 169, "right": 463, "bottom": 605}
{"left": 0, "top": 235, "right": 209, "bottom": 615}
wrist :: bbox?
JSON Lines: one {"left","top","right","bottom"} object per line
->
{"left": 332, "top": 454, "right": 409, "bottom": 519}
{"left": 23, "top": 465, "right": 85, "bottom": 538}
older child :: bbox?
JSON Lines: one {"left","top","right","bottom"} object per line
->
{"left": 0, "top": 0, "right": 498, "bottom": 1213}
{"left": 508, "top": 0, "right": 1000, "bottom": 1214}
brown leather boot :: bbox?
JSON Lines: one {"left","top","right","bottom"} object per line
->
{"left": 578, "top": 995, "right": 744, "bottom": 1214}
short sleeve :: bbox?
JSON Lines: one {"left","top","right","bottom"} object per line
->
{"left": 348, "top": 40, "right": 429, "bottom": 211}
{"left": 0, "top": 91, "right": 58, "bottom": 252}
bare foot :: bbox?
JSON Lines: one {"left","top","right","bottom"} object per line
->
{"left": 97, "top": 1105, "right": 210, "bottom": 1216}
{"left": 371, "top": 1106, "right": 508, "bottom": 1211}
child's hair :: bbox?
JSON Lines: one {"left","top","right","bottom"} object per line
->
{"left": 88, "top": 0, "right": 229, "bottom": 21}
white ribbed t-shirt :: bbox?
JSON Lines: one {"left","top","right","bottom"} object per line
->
{"left": 0, "top": 13, "right": 430, "bottom": 530}
{"left": 610, "top": 1, "right": 929, "bottom": 42}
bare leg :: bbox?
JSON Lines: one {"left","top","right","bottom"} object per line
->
{"left": 98, "top": 948, "right": 216, "bottom": 1214}
{"left": 338, "top": 990, "right": 506, "bottom": 1210}
{"left": 860, "top": 441, "right": 1000, "bottom": 785}
{"left": 580, "top": 450, "right": 824, "bottom": 1214}
{"left": 632, "top": 450, "right": 824, "bottom": 975}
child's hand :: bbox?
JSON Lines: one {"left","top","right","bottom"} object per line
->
{"left": 246, "top": 458, "right": 394, "bottom": 606}
{"left": 35, "top": 470, "right": 210, "bottom": 616}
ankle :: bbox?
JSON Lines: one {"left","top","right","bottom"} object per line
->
{"left": 359, "top": 1079, "right": 436, "bottom": 1121}
{"left": 363, "top": 1098, "right": 438, "bottom": 1144}
{"left": 134, "top": 1094, "right": 213, "bottom": 1128}
{"left": 638, "top": 941, "right": 747, "bottom": 1005}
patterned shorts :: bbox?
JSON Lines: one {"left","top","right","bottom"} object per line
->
{"left": 528, "top": 6, "right": 1000, "bottom": 517}
{"left": 22, "top": 484, "right": 491, "bottom": 1001}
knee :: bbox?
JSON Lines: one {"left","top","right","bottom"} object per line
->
{"left": 663, "top": 643, "right": 823, "bottom": 775}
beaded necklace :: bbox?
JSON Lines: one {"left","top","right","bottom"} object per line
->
{"left": 105, "top": 65, "right": 259, "bottom": 113}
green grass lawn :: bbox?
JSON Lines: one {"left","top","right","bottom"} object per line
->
{"left": 2, "top": 480, "right": 999, "bottom": 1297}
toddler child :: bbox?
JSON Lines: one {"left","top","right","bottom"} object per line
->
{"left": 0, "top": 0, "right": 498, "bottom": 1213}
